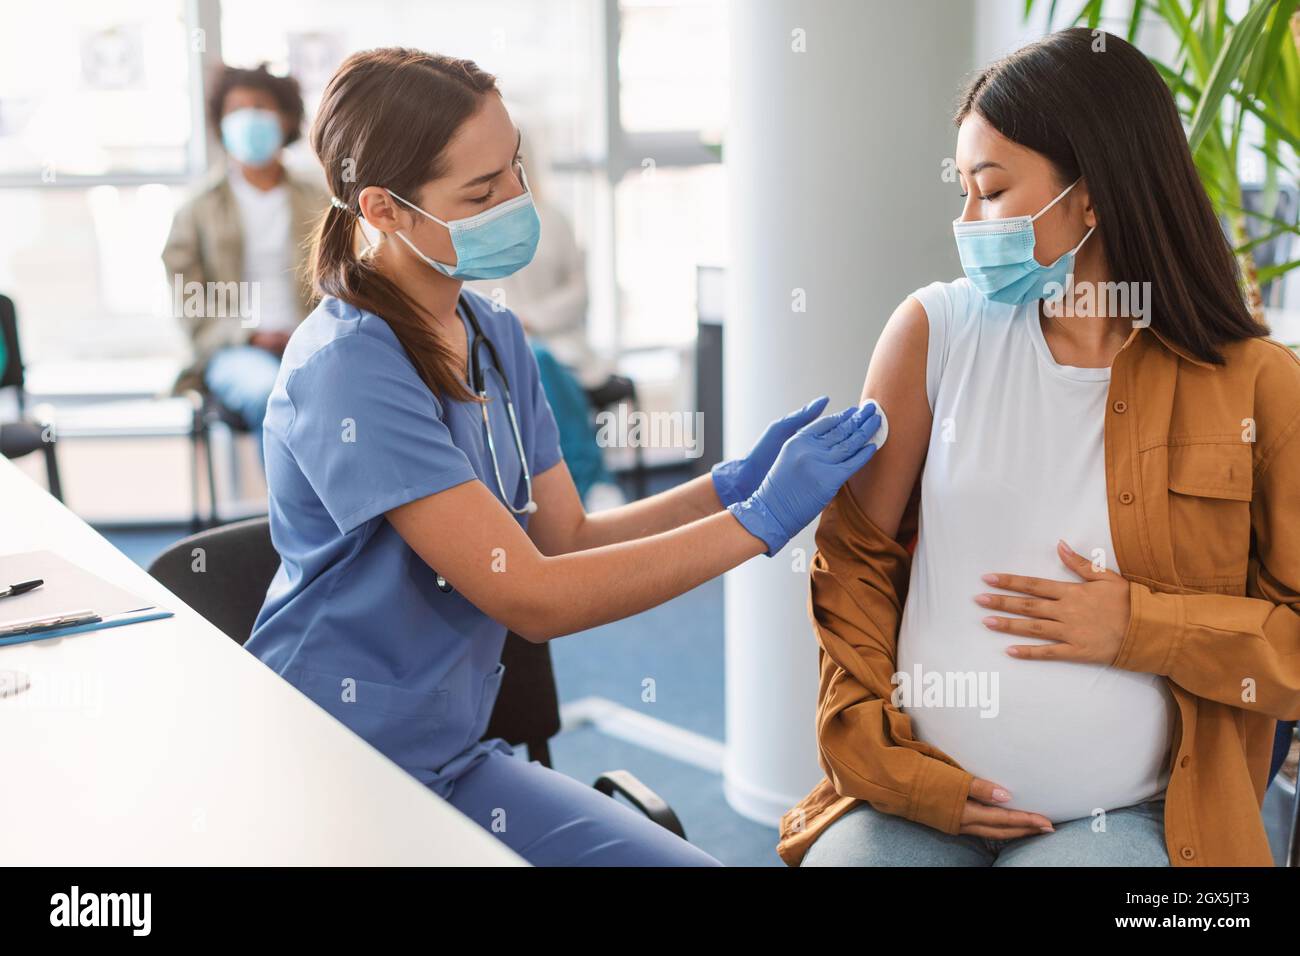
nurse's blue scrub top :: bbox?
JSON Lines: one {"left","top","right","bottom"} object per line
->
{"left": 246, "top": 289, "right": 563, "bottom": 797}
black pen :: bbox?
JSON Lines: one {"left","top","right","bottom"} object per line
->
{"left": 0, "top": 579, "right": 43, "bottom": 600}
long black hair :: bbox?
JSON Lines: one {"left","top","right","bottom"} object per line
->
{"left": 956, "top": 27, "right": 1268, "bottom": 364}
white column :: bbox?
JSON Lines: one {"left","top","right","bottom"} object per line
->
{"left": 723, "top": 0, "right": 974, "bottom": 824}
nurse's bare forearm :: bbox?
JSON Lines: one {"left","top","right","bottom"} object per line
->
{"left": 519, "top": 510, "right": 763, "bottom": 641}
{"left": 387, "top": 479, "right": 757, "bottom": 641}
{"left": 573, "top": 473, "right": 723, "bottom": 549}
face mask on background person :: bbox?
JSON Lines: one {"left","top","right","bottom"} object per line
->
{"left": 952, "top": 177, "right": 1095, "bottom": 306}
{"left": 386, "top": 162, "right": 542, "bottom": 281}
{"left": 220, "top": 107, "right": 284, "bottom": 167}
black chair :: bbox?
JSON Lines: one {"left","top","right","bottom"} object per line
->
{"left": 0, "top": 294, "right": 62, "bottom": 501}
{"left": 584, "top": 373, "right": 648, "bottom": 500}
{"left": 146, "top": 517, "right": 686, "bottom": 838}
{"left": 180, "top": 387, "right": 254, "bottom": 529}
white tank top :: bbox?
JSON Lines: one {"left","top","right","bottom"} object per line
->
{"left": 895, "top": 279, "right": 1175, "bottom": 823}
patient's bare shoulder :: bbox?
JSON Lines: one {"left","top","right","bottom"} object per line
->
{"left": 864, "top": 295, "right": 930, "bottom": 401}
{"left": 845, "top": 295, "right": 933, "bottom": 540}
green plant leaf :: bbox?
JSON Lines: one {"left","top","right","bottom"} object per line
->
{"left": 1127, "top": 0, "right": 1149, "bottom": 41}
{"left": 1241, "top": 0, "right": 1298, "bottom": 98}
{"left": 1220, "top": 199, "right": 1300, "bottom": 233}
{"left": 1188, "top": 0, "right": 1279, "bottom": 152}
{"left": 1256, "top": 257, "right": 1300, "bottom": 282}
{"left": 1158, "top": 0, "right": 1208, "bottom": 78}
{"left": 1236, "top": 221, "right": 1300, "bottom": 254}
{"left": 1232, "top": 89, "right": 1300, "bottom": 153}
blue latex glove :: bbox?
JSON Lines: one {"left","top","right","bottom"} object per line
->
{"left": 727, "top": 402, "right": 882, "bottom": 556}
{"left": 711, "top": 395, "right": 831, "bottom": 507}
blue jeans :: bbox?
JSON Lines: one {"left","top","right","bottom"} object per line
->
{"left": 1271, "top": 721, "right": 1296, "bottom": 786}
{"left": 447, "top": 746, "right": 721, "bottom": 866}
{"left": 204, "top": 345, "right": 282, "bottom": 460}
{"left": 801, "top": 797, "right": 1170, "bottom": 866}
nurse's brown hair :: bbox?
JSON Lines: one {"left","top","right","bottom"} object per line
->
{"left": 311, "top": 48, "right": 498, "bottom": 402}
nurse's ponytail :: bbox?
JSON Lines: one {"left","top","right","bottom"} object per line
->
{"left": 309, "top": 48, "right": 500, "bottom": 402}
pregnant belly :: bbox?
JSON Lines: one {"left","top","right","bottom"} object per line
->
{"left": 896, "top": 616, "right": 1177, "bottom": 823}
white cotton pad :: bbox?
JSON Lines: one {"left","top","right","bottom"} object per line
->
{"left": 861, "top": 396, "right": 888, "bottom": 449}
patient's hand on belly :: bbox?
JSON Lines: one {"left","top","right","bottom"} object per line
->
{"left": 976, "top": 539, "right": 1131, "bottom": 665}
{"left": 960, "top": 777, "right": 1055, "bottom": 838}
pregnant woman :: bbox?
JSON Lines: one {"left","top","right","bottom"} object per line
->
{"left": 779, "top": 28, "right": 1300, "bottom": 867}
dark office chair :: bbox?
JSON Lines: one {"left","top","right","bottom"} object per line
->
{"left": 585, "top": 373, "right": 648, "bottom": 500}
{"left": 146, "top": 517, "right": 686, "bottom": 838}
{"left": 0, "top": 294, "right": 62, "bottom": 501}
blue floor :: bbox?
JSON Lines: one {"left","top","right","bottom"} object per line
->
{"left": 549, "top": 575, "right": 724, "bottom": 741}
{"left": 100, "top": 465, "right": 1295, "bottom": 868}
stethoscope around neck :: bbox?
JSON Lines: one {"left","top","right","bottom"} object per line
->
{"left": 434, "top": 294, "right": 537, "bottom": 594}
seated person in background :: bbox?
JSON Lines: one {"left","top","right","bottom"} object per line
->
{"left": 164, "top": 62, "right": 329, "bottom": 456}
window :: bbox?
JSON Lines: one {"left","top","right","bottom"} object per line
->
{"left": 0, "top": 0, "right": 203, "bottom": 364}
{"left": 618, "top": 0, "right": 728, "bottom": 135}
{"left": 609, "top": 0, "right": 727, "bottom": 352}
{"left": 0, "top": 0, "right": 729, "bottom": 365}
{"left": 615, "top": 162, "right": 726, "bottom": 348}
{"left": 0, "top": 0, "right": 199, "bottom": 182}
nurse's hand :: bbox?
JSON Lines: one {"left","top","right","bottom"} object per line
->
{"left": 710, "top": 395, "right": 830, "bottom": 507}
{"left": 726, "top": 402, "right": 882, "bottom": 556}
{"left": 959, "top": 777, "right": 1055, "bottom": 838}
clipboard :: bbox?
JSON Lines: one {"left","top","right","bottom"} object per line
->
{"left": 0, "top": 550, "right": 173, "bottom": 646}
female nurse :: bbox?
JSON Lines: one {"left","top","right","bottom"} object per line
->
{"left": 244, "top": 47, "right": 886, "bottom": 867}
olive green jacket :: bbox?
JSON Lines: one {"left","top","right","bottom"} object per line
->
{"left": 162, "top": 168, "right": 328, "bottom": 392}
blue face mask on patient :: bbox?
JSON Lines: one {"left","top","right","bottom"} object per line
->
{"left": 952, "top": 178, "right": 1095, "bottom": 306}
{"left": 220, "top": 107, "right": 284, "bottom": 167}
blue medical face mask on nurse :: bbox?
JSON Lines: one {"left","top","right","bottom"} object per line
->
{"left": 386, "top": 162, "right": 542, "bottom": 281}
{"left": 952, "top": 177, "right": 1095, "bottom": 306}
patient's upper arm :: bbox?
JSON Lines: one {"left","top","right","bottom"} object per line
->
{"left": 845, "top": 295, "right": 932, "bottom": 540}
